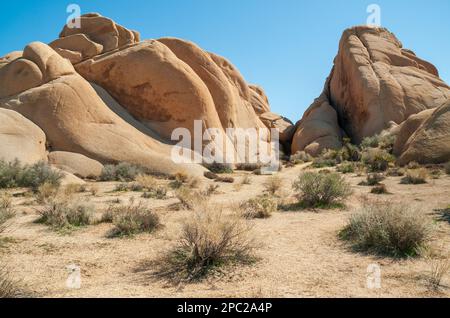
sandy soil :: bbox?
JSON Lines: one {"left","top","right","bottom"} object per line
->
{"left": 1, "top": 163, "right": 449, "bottom": 298}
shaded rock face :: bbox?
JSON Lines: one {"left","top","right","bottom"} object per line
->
{"left": 0, "top": 13, "right": 281, "bottom": 176}
{"left": 293, "top": 26, "right": 450, "bottom": 163}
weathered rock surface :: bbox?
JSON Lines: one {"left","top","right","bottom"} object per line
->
{"left": 0, "top": 108, "right": 47, "bottom": 164}
{"left": 48, "top": 151, "right": 104, "bottom": 178}
{"left": 396, "top": 100, "right": 450, "bottom": 165}
{"left": 0, "top": 42, "right": 206, "bottom": 177}
{"left": 292, "top": 25, "right": 450, "bottom": 162}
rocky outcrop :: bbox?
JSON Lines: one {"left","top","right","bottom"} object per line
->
{"left": 0, "top": 108, "right": 47, "bottom": 164}
{"left": 48, "top": 151, "right": 104, "bottom": 178}
{"left": 396, "top": 100, "right": 450, "bottom": 165}
{"left": 292, "top": 26, "right": 450, "bottom": 161}
{"left": 0, "top": 42, "right": 206, "bottom": 177}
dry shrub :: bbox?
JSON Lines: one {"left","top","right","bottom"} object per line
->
{"left": 135, "top": 175, "right": 157, "bottom": 189}
{"left": 204, "top": 162, "right": 233, "bottom": 174}
{"left": 0, "top": 195, "right": 15, "bottom": 227}
{"left": 37, "top": 200, "right": 94, "bottom": 230}
{"left": 427, "top": 257, "right": 449, "bottom": 291}
{"left": 371, "top": 184, "right": 389, "bottom": 195}
{"left": 240, "top": 195, "right": 277, "bottom": 219}
{"left": 36, "top": 182, "right": 59, "bottom": 204}
{"left": 88, "top": 184, "right": 99, "bottom": 196}
{"left": 400, "top": 168, "right": 428, "bottom": 185}
{"left": 290, "top": 151, "right": 313, "bottom": 164}
{"left": 359, "top": 173, "right": 385, "bottom": 186}
{"left": 100, "top": 162, "right": 144, "bottom": 182}
{"left": 202, "top": 184, "right": 219, "bottom": 197}
{"left": 263, "top": 176, "right": 282, "bottom": 195}
{"left": 337, "top": 162, "right": 355, "bottom": 174}
{"left": 407, "top": 161, "right": 421, "bottom": 170}
{"left": 445, "top": 162, "right": 450, "bottom": 175}
{"left": 340, "top": 202, "right": 432, "bottom": 257}
{"left": 0, "top": 265, "right": 24, "bottom": 298}
{"left": 387, "top": 167, "right": 405, "bottom": 177}
{"left": 293, "top": 172, "right": 352, "bottom": 208}
{"left": 175, "top": 187, "right": 207, "bottom": 210}
{"left": 155, "top": 206, "right": 256, "bottom": 282}
{"left": 106, "top": 201, "right": 160, "bottom": 238}
{"left": 361, "top": 148, "right": 395, "bottom": 172}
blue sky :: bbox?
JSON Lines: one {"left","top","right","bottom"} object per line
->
{"left": 1, "top": 0, "right": 449, "bottom": 122}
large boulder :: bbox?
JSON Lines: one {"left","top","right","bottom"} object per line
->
{"left": 0, "top": 42, "right": 205, "bottom": 177}
{"left": 396, "top": 100, "right": 450, "bottom": 165}
{"left": 0, "top": 108, "right": 47, "bottom": 164}
{"left": 292, "top": 25, "right": 450, "bottom": 156}
{"left": 48, "top": 151, "right": 104, "bottom": 178}
{"left": 329, "top": 26, "right": 450, "bottom": 143}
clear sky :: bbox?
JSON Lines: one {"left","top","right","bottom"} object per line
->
{"left": 1, "top": 0, "right": 449, "bottom": 122}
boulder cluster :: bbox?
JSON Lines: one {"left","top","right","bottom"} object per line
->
{"left": 1, "top": 15, "right": 449, "bottom": 179}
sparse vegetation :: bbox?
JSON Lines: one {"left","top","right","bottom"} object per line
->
{"left": 359, "top": 173, "right": 385, "bottom": 186}
{"left": 204, "top": 162, "right": 233, "bottom": 174}
{"left": 240, "top": 195, "right": 277, "bottom": 219}
{"left": 293, "top": 172, "right": 351, "bottom": 208}
{"left": 0, "top": 195, "right": 15, "bottom": 227}
{"left": 263, "top": 176, "right": 282, "bottom": 195}
{"left": 445, "top": 162, "right": 450, "bottom": 175}
{"left": 427, "top": 257, "right": 449, "bottom": 291}
{"left": 337, "top": 162, "right": 355, "bottom": 174}
{"left": 100, "top": 162, "right": 144, "bottom": 182}
{"left": 371, "top": 184, "right": 389, "bottom": 195}
{"left": 0, "top": 265, "right": 24, "bottom": 298}
{"left": 175, "top": 187, "right": 207, "bottom": 210}
{"left": 340, "top": 202, "right": 432, "bottom": 257}
{"left": 400, "top": 168, "right": 428, "bottom": 185}
{"left": 36, "top": 182, "right": 59, "bottom": 204}
{"left": 0, "top": 160, "right": 63, "bottom": 191}
{"left": 36, "top": 200, "right": 94, "bottom": 230}
{"left": 290, "top": 151, "right": 313, "bottom": 164}
{"left": 361, "top": 133, "right": 396, "bottom": 152}
{"left": 361, "top": 148, "right": 394, "bottom": 172}
{"left": 155, "top": 206, "right": 256, "bottom": 282}
{"left": 106, "top": 201, "right": 160, "bottom": 238}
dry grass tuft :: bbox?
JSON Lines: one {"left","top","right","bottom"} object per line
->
{"left": 400, "top": 168, "right": 428, "bottom": 185}
{"left": 263, "top": 176, "right": 282, "bottom": 196}
{"left": 154, "top": 205, "right": 256, "bottom": 282}
{"left": 36, "top": 200, "right": 94, "bottom": 231}
{"left": 340, "top": 201, "right": 432, "bottom": 258}
{"left": 240, "top": 195, "right": 277, "bottom": 219}
{"left": 426, "top": 257, "right": 449, "bottom": 291}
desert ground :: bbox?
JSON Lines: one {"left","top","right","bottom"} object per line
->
{"left": 1, "top": 162, "right": 449, "bottom": 298}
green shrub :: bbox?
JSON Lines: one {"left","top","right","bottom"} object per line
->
{"left": 293, "top": 172, "right": 352, "bottom": 208}
{"left": 337, "top": 162, "right": 355, "bottom": 174}
{"left": 361, "top": 133, "right": 396, "bottom": 151}
{"left": 107, "top": 202, "right": 160, "bottom": 237}
{"left": 290, "top": 151, "right": 313, "bottom": 164}
{"left": 240, "top": 195, "right": 277, "bottom": 219}
{"left": 0, "top": 160, "right": 63, "bottom": 191}
{"left": 155, "top": 207, "right": 255, "bottom": 282}
{"left": 37, "top": 200, "right": 93, "bottom": 230}
{"left": 340, "top": 202, "right": 432, "bottom": 257}
{"left": 359, "top": 173, "right": 385, "bottom": 186}
{"left": 361, "top": 148, "right": 394, "bottom": 172}
{"left": 204, "top": 162, "right": 233, "bottom": 174}
{"left": 100, "top": 162, "right": 144, "bottom": 181}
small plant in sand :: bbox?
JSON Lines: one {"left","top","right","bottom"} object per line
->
{"left": 36, "top": 199, "right": 94, "bottom": 230}
{"left": 290, "top": 151, "right": 313, "bottom": 164}
{"left": 36, "top": 182, "right": 60, "bottom": 204}
{"left": 361, "top": 148, "right": 395, "bottom": 172}
{"left": 263, "top": 176, "right": 282, "bottom": 196}
{"left": 0, "top": 265, "right": 25, "bottom": 298}
{"left": 359, "top": 173, "right": 385, "bottom": 186}
{"left": 400, "top": 168, "right": 428, "bottom": 185}
{"left": 337, "top": 162, "right": 355, "bottom": 174}
{"left": 106, "top": 201, "right": 160, "bottom": 238}
{"left": 100, "top": 162, "right": 144, "bottom": 182}
{"left": 204, "top": 162, "right": 233, "bottom": 174}
{"left": 370, "top": 184, "right": 389, "bottom": 195}
{"left": 293, "top": 172, "right": 351, "bottom": 209}
{"left": 169, "top": 172, "right": 189, "bottom": 189}
{"left": 240, "top": 195, "right": 277, "bottom": 219}
{"left": 202, "top": 184, "right": 219, "bottom": 197}
{"left": 340, "top": 202, "right": 432, "bottom": 257}
{"left": 0, "top": 195, "right": 15, "bottom": 226}
{"left": 155, "top": 205, "right": 256, "bottom": 282}
{"left": 427, "top": 257, "right": 450, "bottom": 291}
{"left": 175, "top": 187, "right": 207, "bottom": 210}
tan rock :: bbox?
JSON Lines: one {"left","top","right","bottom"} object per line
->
{"left": 397, "top": 100, "right": 450, "bottom": 165}
{"left": 249, "top": 85, "right": 270, "bottom": 115}
{"left": 328, "top": 26, "right": 450, "bottom": 143}
{"left": 0, "top": 58, "right": 43, "bottom": 98}
{"left": 59, "top": 13, "right": 139, "bottom": 53}
{"left": 259, "top": 112, "right": 295, "bottom": 143}
{"left": 48, "top": 151, "right": 104, "bottom": 178}
{"left": 0, "top": 42, "right": 206, "bottom": 177}
{"left": 50, "top": 34, "right": 103, "bottom": 62}
{"left": 0, "top": 108, "right": 47, "bottom": 164}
